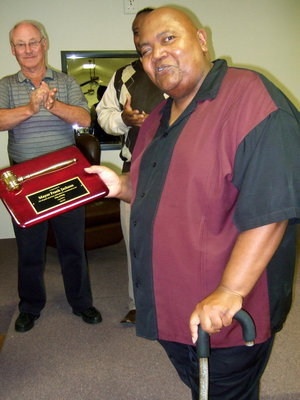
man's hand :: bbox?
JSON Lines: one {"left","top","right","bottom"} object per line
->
{"left": 29, "top": 81, "right": 50, "bottom": 114}
{"left": 85, "top": 165, "right": 122, "bottom": 198}
{"left": 189, "top": 220, "right": 288, "bottom": 344}
{"left": 189, "top": 286, "right": 243, "bottom": 343}
{"left": 84, "top": 166, "right": 132, "bottom": 202}
{"left": 29, "top": 82, "right": 58, "bottom": 112}
{"left": 45, "top": 86, "right": 57, "bottom": 110}
{"left": 121, "top": 94, "right": 148, "bottom": 127}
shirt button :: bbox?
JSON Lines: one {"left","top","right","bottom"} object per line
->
{"left": 140, "top": 192, "right": 145, "bottom": 198}
{"left": 152, "top": 162, "right": 157, "bottom": 167}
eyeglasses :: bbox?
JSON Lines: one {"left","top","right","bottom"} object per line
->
{"left": 12, "top": 38, "right": 44, "bottom": 51}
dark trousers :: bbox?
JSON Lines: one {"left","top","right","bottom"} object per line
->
{"left": 13, "top": 207, "right": 93, "bottom": 315}
{"left": 159, "top": 335, "right": 274, "bottom": 400}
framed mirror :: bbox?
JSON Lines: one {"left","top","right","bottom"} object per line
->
{"left": 61, "top": 50, "right": 138, "bottom": 147}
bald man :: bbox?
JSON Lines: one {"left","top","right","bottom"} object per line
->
{"left": 86, "top": 7, "right": 300, "bottom": 399}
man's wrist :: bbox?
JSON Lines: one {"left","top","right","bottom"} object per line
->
{"left": 218, "top": 284, "right": 244, "bottom": 299}
{"left": 26, "top": 103, "right": 37, "bottom": 116}
{"left": 121, "top": 111, "right": 130, "bottom": 126}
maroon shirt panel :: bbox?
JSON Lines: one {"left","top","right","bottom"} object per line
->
{"left": 131, "top": 67, "right": 278, "bottom": 346}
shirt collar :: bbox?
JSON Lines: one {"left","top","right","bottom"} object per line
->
{"left": 17, "top": 67, "right": 54, "bottom": 84}
{"left": 194, "top": 58, "right": 228, "bottom": 102}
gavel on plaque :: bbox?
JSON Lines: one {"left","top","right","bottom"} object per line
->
{"left": 1, "top": 158, "right": 77, "bottom": 192}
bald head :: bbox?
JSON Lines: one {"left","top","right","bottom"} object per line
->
{"left": 139, "top": 6, "right": 212, "bottom": 104}
{"left": 144, "top": 7, "right": 199, "bottom": 33}
{"left": 9, "top": 20, "right": 46, "bottom": 44}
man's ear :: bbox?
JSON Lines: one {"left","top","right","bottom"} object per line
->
{"left": 41, "top": 38, "right": 48, "bottom": 51}
{"left": 11, "top": 43, "right": 16, "bottom": 56}
{"left": 197, "top": 29, "right": 208, "bottom": 52}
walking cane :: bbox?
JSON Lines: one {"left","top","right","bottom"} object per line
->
{"left": 197, "top": 309, "right": 256, "bottom": 400}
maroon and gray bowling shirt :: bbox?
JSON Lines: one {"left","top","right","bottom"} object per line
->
{"left": 129, "top": 59, "right": 300, "bottom": 348}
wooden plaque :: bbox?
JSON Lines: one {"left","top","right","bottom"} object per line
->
{"left": 0, "top": 146, "right": 108, "bottom": 228}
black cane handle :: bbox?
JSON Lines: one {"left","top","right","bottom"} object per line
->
{"left": 233, "top": 309, "right": 256, "bottom": 345}
{"left": 197, "top": 309, "right": 256, "bottom": 359}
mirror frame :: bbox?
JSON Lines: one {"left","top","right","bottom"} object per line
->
{"left": 61, "top": 50, "right": 138, "bottom": 74}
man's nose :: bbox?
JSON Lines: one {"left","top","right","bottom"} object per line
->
{"left": 24, "top": 44, "right": 33, "bottom": 52}
{"left": 152, "top": 45, "right": 165, "bottom": 60}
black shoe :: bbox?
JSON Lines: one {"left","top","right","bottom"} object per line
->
{"left": 73, "top": 306, "right": 102, "bottom": 324}
{"left": 120, "top": 309, "right": 136, "bottom": 324}
{"left": 15, "top": 312, "right": 40, "bottom": 332}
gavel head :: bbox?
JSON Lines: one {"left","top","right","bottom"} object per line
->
{"left": 1, "top": 170, "right": 21, "bottom": 191}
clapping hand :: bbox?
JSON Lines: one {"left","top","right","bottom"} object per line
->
{"left": 29, "top": 81, "right": 57, "bottom": 113}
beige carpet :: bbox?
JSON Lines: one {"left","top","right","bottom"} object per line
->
{"left": 0, "top": 239, "right": 299, "bottom": 400}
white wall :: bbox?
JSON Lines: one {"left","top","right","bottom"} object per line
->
{"left": 0, "top": 0, "right": 299, "bottom": 238}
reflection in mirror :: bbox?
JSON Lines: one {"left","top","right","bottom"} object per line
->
{"left": 61, "top": 50, "right": 138, "bottom": 146}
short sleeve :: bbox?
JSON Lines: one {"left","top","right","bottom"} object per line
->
{"left": 233, "top": 108, "right": 300, "bottom": 231}
{"left": 65, "top": 75, "right": 89, "bottom": 111}
{"left": 0, "top": 77, "right": 11, "bottom": 108}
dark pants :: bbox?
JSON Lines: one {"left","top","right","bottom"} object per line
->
{"left": 13, "top": 207, "right": 93, "bottom": 315}
{"left": 159, "top": 335, "right": 274, "bottom": 400}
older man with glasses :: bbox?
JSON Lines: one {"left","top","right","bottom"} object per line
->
{"left": 0, "top": 20, "right": 102, "bottom": 332}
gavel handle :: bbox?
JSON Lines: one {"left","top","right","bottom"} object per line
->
{"left": 18, "top": 158, "right": 77, "bottom": 183}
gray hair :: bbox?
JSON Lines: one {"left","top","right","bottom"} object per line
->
{"left": 9, "top": 20, "right": 47, "bottom": 43}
